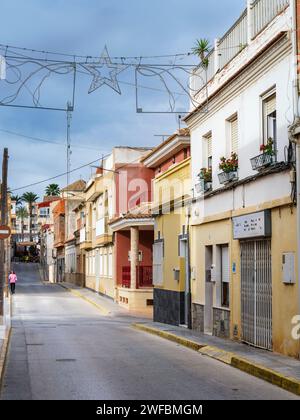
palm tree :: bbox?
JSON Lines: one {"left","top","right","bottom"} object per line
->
{"left": 11, "top": 195, "right": 23, "bottom": 207}
{"left": 45, "top": 184, "right": 60, "bottom": 197}
{"left": 22, "top": 192, "right": 39, "bottom": 241}
{"left": 191, "top": 38, "right": 212, "bottom": 68}
{"left": 16, "top": 206, "right": 29, "bottom": 242}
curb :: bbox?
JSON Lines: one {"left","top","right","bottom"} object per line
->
{"left": 133, "top": 323, "right": 300, "bottom": 397}
{"left": 133, "top": 323, "right": 206, "bottom": 352}
{"left": 0, "top": 327, "right": 11, "bottom": 389}
{"left": 58, "top": 284, "right": 111, "bottom": 316}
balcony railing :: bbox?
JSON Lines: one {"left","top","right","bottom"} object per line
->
{"left": 219, "top": 9, "right": 248, "bottom": 69}
{"left": 218, "top": 171, "right": 238, "bottom": 185}
{"left": 121, "top": 266, "right": 153, "bottom": 289}
{"left": 252, "top": 0, "right": 289, "bottom": 39}
{"left": 195, "top": 179, "right": 212, "bottom": 194}
{"left": 250, "top": 153, "right": 275, "bottom": 170}
{"left": 191, "top": 0, "right": 289, "bottom": 94}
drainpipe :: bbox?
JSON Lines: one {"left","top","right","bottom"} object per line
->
{"left": 290, "top": 0, "right": 300, "bottom": 349}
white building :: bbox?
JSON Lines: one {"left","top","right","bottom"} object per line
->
{"left": 184, "top": 0, "right": 299, "bottom": 358}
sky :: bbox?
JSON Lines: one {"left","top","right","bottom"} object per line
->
{"left": 0, "top": 0, "right": 245, "bottom": 200}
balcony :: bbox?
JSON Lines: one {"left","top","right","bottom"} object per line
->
{"left": 79, "top": 227, "right": 92, "bottom": 250}
{"left": 250, "top": 153, "right": 275, "bottom": 171}
{"left": 195, "top": 179, "right": 212, "bottom": 194}
{"left": 191, "top": 0, "right": 290, "bottom": 95}
{"left": 218, "top": 171, "right": 238, "bottom": 185}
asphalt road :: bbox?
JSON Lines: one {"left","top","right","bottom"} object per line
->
{"left": 1, "top": 263, "right": 298, "bottom": 400}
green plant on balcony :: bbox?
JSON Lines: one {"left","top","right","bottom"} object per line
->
{"left": 260, "top": 138, "right": 275, "bottom": 156}
{"left": 219, "top": 153, "right": 238, "bottom": 173}
{"left": 191, "top": 38, "right": 212, "bottom": 69}
{"left": 198, "top": 167, "right": 212, "bottom": 182}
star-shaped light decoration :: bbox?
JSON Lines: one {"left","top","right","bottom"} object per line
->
{"left": 81, "top": 46, "right": 127, "bottom": 95}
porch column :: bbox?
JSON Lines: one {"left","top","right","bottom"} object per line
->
{"left": 130, "top": 226, "right": 139, "bottom": 289}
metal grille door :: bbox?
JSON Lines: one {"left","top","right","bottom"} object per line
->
{"left": 241, "top": 240, "right": 272, "bottom": 350}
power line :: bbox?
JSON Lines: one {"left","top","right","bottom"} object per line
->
{"left": 11, "top": 155, "right": 109, "bottom": 192}
{"left": 0, "top": 128, "right": 109, "bottom": 152}
{"left": 11, "top": 147, "right": 154, "bottom": 193}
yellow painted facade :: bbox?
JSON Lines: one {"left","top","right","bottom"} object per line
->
{"left": 153, "top": 157, "right": 191, "bottom": 294}
{"left": 191, "top": 199, "right": 299, "bottom": 358}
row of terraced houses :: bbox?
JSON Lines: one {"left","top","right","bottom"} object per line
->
{"left": 37, "top": 0, "right": 300, "bottom": 360}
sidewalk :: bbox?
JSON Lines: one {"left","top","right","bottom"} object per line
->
{"left": 133, "top": 322, "right": 300, "bottom": 397}
{"left": 0, "top": 295, "right": 12, "bottom": 386}
{"left": 57, "top": 282, "right": 153, "bottom": 320}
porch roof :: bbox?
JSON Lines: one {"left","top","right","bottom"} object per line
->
{"left": 109, "top": 213, "right": 154, "bottom": 232}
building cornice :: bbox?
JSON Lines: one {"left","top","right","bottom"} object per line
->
{"left": 143, "top": 136, "right": 190, "bottom": 168}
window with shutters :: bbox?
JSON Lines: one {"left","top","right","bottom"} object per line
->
{"left": 230, "top": 116, "right": 238, "bottom": 155}
{"left": 153, "top": 240, "right": 164, "bottom": 286}
{"left": 221, "top": 245, "right": 230, "bottom": 308}
{"left": 203, "top": 132, "right": 212, "bottom": 169}
{"left": 262, "top": 93, "right": 276, "bottom": 148}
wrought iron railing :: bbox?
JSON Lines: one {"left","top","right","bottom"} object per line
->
{"left": 121, "top": 266, "right": 153, "bottom": 289}
{"left": 250, "top": 153, "right": 275, "bottom": 170}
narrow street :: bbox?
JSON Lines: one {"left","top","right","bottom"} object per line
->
{"left": 0, "top": 264, "right": 298, "bottom": 401}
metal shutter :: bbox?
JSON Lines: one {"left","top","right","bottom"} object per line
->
{"left": 231, "top": 117, "right": 238, "bottom": 154}
{"left": 207, "top": 134, "right": 212, "bottom": 159}
{"left": 153, "top": 241, "right": 164, "bottom": 286}
{"left": 264, "top": 95, "right": 276, "bottom": 117}
{"left": 221, "top": 245, "right": 230, "bottom": 284}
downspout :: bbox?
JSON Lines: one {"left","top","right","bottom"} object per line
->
{"left": 290, "top": 0, "right": 300, "bottom": 352}
{"left": 186, "top": 203, "right": 192, "bottom": 329}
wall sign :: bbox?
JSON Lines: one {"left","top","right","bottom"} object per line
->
{"left": 233, "top": 210, "right": 271, "bottom": 240}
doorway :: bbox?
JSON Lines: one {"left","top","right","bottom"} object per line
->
{"left": 241, "top": 240, "right": 272, "bottom": 350}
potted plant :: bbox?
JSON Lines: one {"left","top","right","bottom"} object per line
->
{"left": 250, "top": 138, "right": 276, "bottom": 171}
{"left": 196, "top": 167, "right": 212, "bottom": 193}
{"left": 218, "top": 153, "right": 239, "bottom": 184}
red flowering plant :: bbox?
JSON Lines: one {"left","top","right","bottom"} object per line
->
{"left": 260, "top": 138, "right": 275, "bottom": 156}
{"left": 198, "top": 167, "right": 212, "bottom": 182}
{"left": 219, "top": 153, "right": 238, "bottom": 173}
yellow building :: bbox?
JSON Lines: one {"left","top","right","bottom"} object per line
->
{"left": 143, "top": 129, "right": 192, "bottom": 326}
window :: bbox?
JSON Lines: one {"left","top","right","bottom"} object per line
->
{"left": 263, "top": 92, "right": 276, "bottom": 148}
{"left": 221, "top": 245, "right": 230, "bottom": 308}
{"left": 153, "top": 240, "right": 164, "bottom": 286}
{"left": 203, "top": 132, "right": 212, "bottom": 169}
{"left": 108, "top": 249, "right": 113, "bottom": 277}
{"left": 230, "top": 115, "right": 238, "bottom": 154}
{"left": 103, "top": 249, "right": 108, "bottom": 276}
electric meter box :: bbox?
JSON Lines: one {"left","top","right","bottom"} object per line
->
{"left": 282, "top": 253, "right": 295, "bottom": 284}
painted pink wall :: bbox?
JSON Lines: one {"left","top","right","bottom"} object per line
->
{"left": 115, "top": 229, "right": 154, "bottom": 285}
{"left": 154, "top": 147, "right": 190, "bottom": 176}
{"left": 115, "top": 164, "right": 154, "bottom": 216}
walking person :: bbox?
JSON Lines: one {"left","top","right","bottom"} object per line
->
{"left": 9, "top": 270, "right": 17, "bottom": 294}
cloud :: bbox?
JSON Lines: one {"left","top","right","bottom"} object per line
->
{"left": 0, "top": 0, "right": 245, "bottom": 197}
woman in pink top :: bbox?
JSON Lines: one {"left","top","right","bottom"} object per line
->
{"left": 9, "top": 271, "right": 17, "bottom": 294}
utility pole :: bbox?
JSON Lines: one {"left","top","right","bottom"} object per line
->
{"left": 66, "top": 102, "right": 73, "bottom": 242}
{"left": 0, "top": 148, "right": 9, "bottom": 318}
